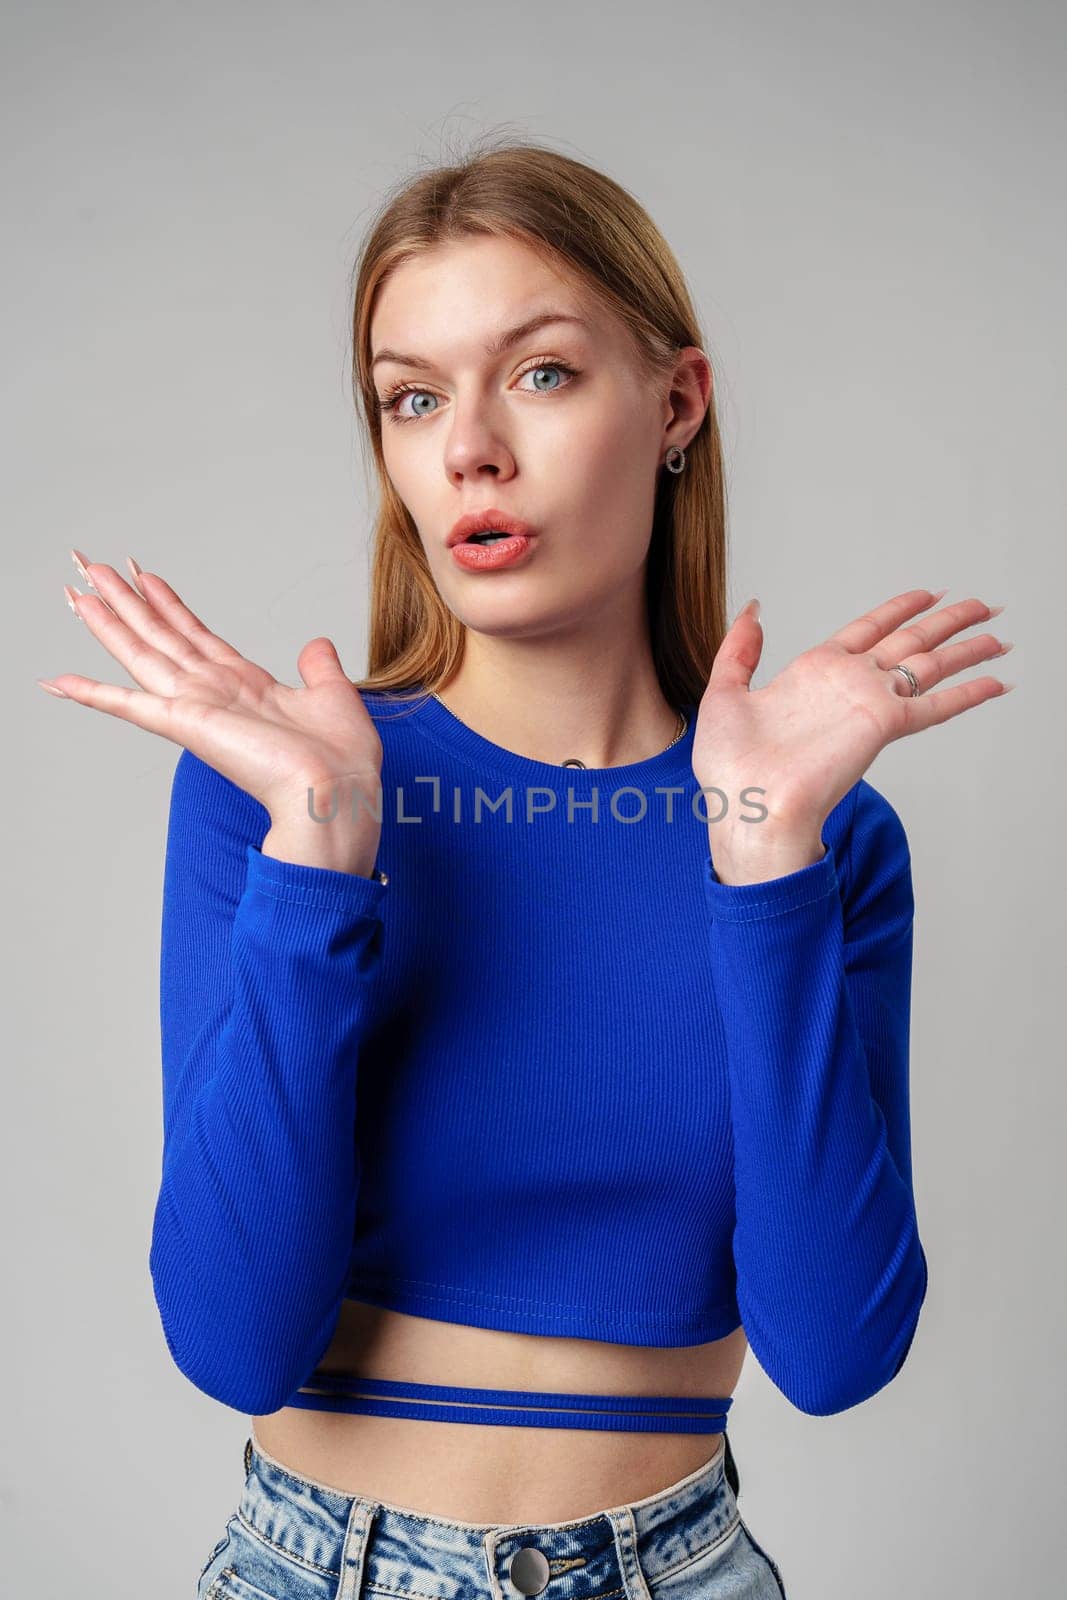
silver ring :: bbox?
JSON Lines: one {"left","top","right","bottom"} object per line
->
{"left": 889, "top": 662, "right": 921, "bottom": 697}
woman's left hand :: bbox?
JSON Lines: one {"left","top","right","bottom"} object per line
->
{"left": 692, "top": 588, "right": 1013, "bottom": 861}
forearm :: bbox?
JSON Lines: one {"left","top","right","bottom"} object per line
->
{"left": 707, "top": 819, "right": 826, "bottom": 886}
{"left": 151, "top": 842, "right": 386, "bottom": 1414}
{"left": 261, "top": 822, "right": 381, "bottom": 878}
{"left": 262, "top": 771, "right": 383, "bottom": 877}
{"left": 705, "top": 813, "right": 927, "bottom": 1415}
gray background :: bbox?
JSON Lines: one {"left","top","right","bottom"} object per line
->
{"left": 6, "top": 2, "right": 1063, "bottom": 1595}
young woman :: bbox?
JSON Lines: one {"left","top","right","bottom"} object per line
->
{"left": 39, "top": 139, "right": 1013, "bottom": 1598}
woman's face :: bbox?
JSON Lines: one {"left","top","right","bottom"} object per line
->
{"left": 369, "top": 234, "right": 678, "bottom": 640}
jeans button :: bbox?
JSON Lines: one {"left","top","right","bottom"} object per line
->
{"left": 509, "top": 1546, "right": 551, "bottom": 1595}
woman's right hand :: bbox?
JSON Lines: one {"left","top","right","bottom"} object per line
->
{"left": 39, "top": 553, "right": 385, "bottom": 861}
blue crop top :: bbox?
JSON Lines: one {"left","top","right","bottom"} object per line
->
{"left": 149, "top": 688, "right": 927, "bottom": 1432}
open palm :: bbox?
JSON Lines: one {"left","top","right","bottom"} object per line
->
{"left": 693, "top": 588, "right": 1013, "bottom": 832}
{"left": 39, "top": 553, "right": 383, "bottom": 825}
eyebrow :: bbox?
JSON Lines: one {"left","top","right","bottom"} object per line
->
{"left": 370, "top": 310, "right": 591, "bottom": 373}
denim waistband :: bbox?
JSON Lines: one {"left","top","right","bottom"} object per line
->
{"left": 283, "top": 1371, "right": 735, "bottom": 1433}
{"left": 230, "top": 1427, "right": 741, "bottom": 1600}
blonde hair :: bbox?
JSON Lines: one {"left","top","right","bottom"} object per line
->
{"left": 348, "top": 132, "right": 729, "bottom": 713}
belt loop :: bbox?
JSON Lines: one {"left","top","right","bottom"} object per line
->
{"left": 606, "top": 1506, "right": 654, "bottom": 1600}
{"left": 336, "top": 1497, "right": 378, "bottom": 1600}
{"left": 483, "top": 1527, "right": 507, "bottom": 1600}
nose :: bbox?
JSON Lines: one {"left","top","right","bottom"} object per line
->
{"left": 442, "top": 397, "right": 516, "bottom": 485}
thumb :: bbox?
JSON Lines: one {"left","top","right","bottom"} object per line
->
{"left": 710, "top": 598, "right": 763, "bottom": 691}
{"left": 296, "top": 636, "right": 348, "bottom": 689}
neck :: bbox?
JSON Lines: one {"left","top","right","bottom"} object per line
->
{"left": 431, "top": 639, "right": 684, "bottom": 770}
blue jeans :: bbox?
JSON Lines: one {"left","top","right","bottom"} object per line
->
{"left": 196, "top": 1429, "right": 788, "bottom": 1599}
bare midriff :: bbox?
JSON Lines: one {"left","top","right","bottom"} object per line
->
{"left": 251, "top": 1300, "right": 750, "bottom": 1523}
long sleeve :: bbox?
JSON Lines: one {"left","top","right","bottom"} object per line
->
{"left": 149, "top": 748, "right": 388, "bottom": 1416}
{"left": 704, "top": 776, "right": 928, "bottom": 1416}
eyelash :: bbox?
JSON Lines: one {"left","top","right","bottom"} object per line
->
{"left": 376, "top": 357, "right": 580, "bottom": 426}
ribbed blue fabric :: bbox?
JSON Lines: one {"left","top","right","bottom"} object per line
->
{"left": 150, "top": 688, "right": 927, "bottom": 1422}
{"left": 283, "top": 1372, "right": 734, "bottom": 1433}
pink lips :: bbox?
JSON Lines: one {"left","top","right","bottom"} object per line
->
{"left": 446, "top": 508, "right": 538, "bottom": 546}
{"left": 446, "top": 507, "right": 539, "bottom": 572}
{"left": 450, "top": 532, "right": 536, "bottom": 571}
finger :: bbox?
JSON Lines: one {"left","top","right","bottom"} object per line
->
{"left": 75, "top": 562, "right": 205, "bottom": 672}
{"left": 296, "top": 636, "right": 349, "bottom": 690}
{"left": 885, "top": 632, "right": 1008, "bottom": 695}
{"left": 81, "top": 560, "right": 246, "bottom": 670}
{"left": 871, "top": 597, "right": 1003, "bottom": 671}
{"left": 893, "top": 675, "right": 1011, "bottom": 735}
{"left": 125, "top": 555, "right": 147, "bottom": 599}
{"left": 829, "top": 589, "right": 944, "bottom": 654}
{"left": 65, "top": 585, "right": 188, "bottom": 696}
{"left": 709, "top": 625, "right": 763, "bottom": 692}
{"left": 32, "top": 672, "right": 186, "bottom": 740}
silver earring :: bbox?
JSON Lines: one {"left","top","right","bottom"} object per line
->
{"left": 664, "top": 446, "right": 686, "bottom": 474}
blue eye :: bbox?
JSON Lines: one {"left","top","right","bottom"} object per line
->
{"left": 383, "top": 389, "right": 439, "bottom": 423}
{"left": 377, "top": 359, "right": 578, "bottom": 426}
{"left": 522, "top": 364, "right": 569, "bottom": 392}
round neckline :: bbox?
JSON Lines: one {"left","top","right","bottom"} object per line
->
{"left": 394, "top": 689, "right": 698, "bottom": 791}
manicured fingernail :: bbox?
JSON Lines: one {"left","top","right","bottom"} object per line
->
{"left": 987, "top": 603, "right": 1005, "bottom": 618}
{"left": 36, "top": 678, "right": 69, "bottom": 698}
{"left": 63, "top": 582, "right": 84, "bottom": 617}
{"left": 70, "top": 547, "right": 96, "bottom": 588}
{"left": 929, "top": 588, "right": 949, "bottom": 603}
{"left": 735, "top": 597, "right": 760, "bottom": 623}
{"left": 993, "top": 640, "right": 1014, "bottom": 656}
{"left": 999, "top": 681, "right": 1016, "bottom": 692}
{"left": 126, "top": 555, "right": 146, "bottom": 594}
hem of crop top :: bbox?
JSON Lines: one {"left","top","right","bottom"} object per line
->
{"left": 342, "top": 1272, "right": 744, "bottom": 1347}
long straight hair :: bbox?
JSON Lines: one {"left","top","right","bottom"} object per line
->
{"left": 347, "top": 134, "right": 729, "bottom": 713}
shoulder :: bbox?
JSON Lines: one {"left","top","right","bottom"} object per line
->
{"left": 824, "top": 773, "right": 909, "bottom": 869}
{"left": 847, "top": 776, "right": 910, "bottom": 868}
{"left": 354, "top": 685, "right": 437, "bottom": 766}
{"left": 167, "top": 748, "right": 270, "bottom": 850}
{"left": 847, "top": 771, "right": 908, "bottom": 841}
{"left": 835, "top": 776, "right": 914, "bottom": 934}
{"left": 168, "top": 689, "right": 434, "bottom": 850}
{"left": 356, "top": 685, "right": 432, "bottom": 726}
